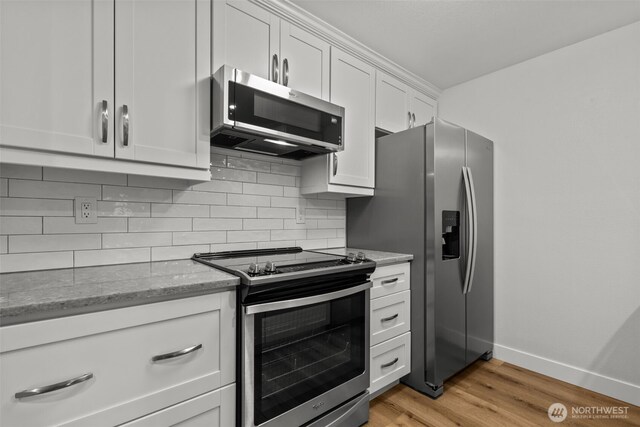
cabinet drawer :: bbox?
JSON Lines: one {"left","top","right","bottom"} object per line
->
{"left": 370, "top": 332, "right": 411, "bottom": 394}
{"left": 370, "top": 290, "right": 410, "bottom": 346}
{"left": 0, "top": 292, "right": 235, "bottom": 427}
{"left": 370, "top": 263, "right": 410, "bottom": 299}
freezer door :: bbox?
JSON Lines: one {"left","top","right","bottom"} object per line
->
{"left": 465, "top": 130, "right": 494, "bottom": 363}
{"left": 427, "top": 118, "right": 467, "bottom": 386}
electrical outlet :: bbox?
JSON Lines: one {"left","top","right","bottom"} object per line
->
{"left": 75, "top": 197, "right": 97, "bottom": 224}
{"left": 296, "top": 206, "right": 306, "bottom": 224}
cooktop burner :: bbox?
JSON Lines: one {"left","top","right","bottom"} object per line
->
{"left": 192, "top": 247, "right": 375, "bottom": 286}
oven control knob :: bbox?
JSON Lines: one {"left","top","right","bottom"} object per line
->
{"left": 346, "top": 252, "right": 357, "bottom": 263}
{"left": 356, "top": 252, "right": 366, "bottom": 262}
{"left": 264, "top": 261, "right": 276, "bottom": 274}
{"left": 248, "top": 263, "right": 259, "bottom": 276}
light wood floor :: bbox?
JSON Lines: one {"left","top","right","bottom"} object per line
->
{"left": 367, "top": 358, "right": 639, "bottom": 426}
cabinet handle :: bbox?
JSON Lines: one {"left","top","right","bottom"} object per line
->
{"left": 412, "top": 113, "right": 416, "bottom": 127}
{"left": 381, "top": 278, "right": 398, "bottom": 285}
{"left": 407, "top": 111, "right": 412, "bottom": 128}
{"left": 272, "top": 54, "right": 279, "bottom": 83}
{"left": 122, "top": 105, "right": 129, "bottom": 147}
{"left": 152, "top": 344, "right": 203, "bottom": 362}
{"left": 333, "top": 153, "right": 338, "bottom": 176}
{"left": 381, "top": 357, "right": 399, "bottom": 369}
{"left": 283, "top": 58, "right": 289, "bottom": 87}
{"left": 101, "top": 100, "right": 109, "bottom": 143}
{"left": 380, "top": 313, "right": 399, "bottom": 322}
{"left": 15, "top": 373, "right": 93, "bottom": 399}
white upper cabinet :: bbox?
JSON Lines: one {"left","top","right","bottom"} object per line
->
{"left": 115, "top": 0, "right": 210, "bottom": 169}
{"left": 0, "top": 0, "right": 114, "bottom": 157}
{"left": 375, "top": 72, "right": 437, "bottom": 133}
{"left": 213, "top": 0, "right": 330, "bottom": 100}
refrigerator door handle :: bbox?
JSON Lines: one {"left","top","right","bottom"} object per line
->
{"left": 462, "top": 167, "right": 476, "bottom": 294}
{"left": 467, "top": 167, "right": 479, "bottom": 294}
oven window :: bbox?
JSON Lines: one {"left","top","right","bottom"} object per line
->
{"left": 229, "top": 82, "right": 342, "bottom": 147}
{"left": 253, "top": 292, "right": 365, "bottom": 425}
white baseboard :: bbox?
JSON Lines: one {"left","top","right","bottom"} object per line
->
{"left": 494, "top": 343, "right": 640, "bottom": 407}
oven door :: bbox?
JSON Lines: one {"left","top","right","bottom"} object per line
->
{"left": 242, "top": 282, "right": 371, "bottom": 427}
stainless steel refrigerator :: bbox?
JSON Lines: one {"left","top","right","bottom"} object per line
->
{"left": 347, "top": 117, "right": 493, "bottom": 398}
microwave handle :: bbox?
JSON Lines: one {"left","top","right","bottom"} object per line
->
{"left": 271, "top": 54, "right": 279, "bottom": 83}
{"left": 244, "top": 282, "right": 371, "bottom": 315}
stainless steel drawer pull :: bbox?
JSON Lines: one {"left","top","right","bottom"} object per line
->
{"left": 380, "top": 313, "right": 399, "bottom": 322}
{"left": 272, "top": 54, "right": 279, "bottom": 83}
{"left": 407, "top": 111, "right": 412, "bottom": 128}
{"left": 381, "top": 357, "right": 399, "bottom": 369}
{"left": 333, "top": 153, "right": 338, "bottom": 176}
{"left": 283, "top": 58, "right": 289, "bottom": 87}
{"left": 381, "top": 278, "right": 399, "bottom": 285}
{"left": 101, "top": 100, "right": 109, "bottom": 143}
{"left": 412, "top": 113, "right": 416, "bottom": 127}
{"left": 15, "top": 373, "right": 93, "bottom": 399}
{"left": 122, "top": 104, "right": 129, "bottom": 147}
{"left": 152, "top": 344, "right": 203, "bottom": 362}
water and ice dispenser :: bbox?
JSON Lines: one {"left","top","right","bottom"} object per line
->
{"left": 442, "top": 210, "right": 460, "bottom": 260}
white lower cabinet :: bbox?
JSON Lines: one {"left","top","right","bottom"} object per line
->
{"left": 368, "top": 262, "right": 411, "bottom": 395}
{"left": 0, "top": 291, "right": 236, "bottom": 427}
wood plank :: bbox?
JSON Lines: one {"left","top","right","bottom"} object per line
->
{"left": 367, "top": 359, "right": 640, "bottom": 427}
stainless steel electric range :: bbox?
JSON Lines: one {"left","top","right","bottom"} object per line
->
{"left": 193, "top": 247, "right": 376, "bottom": 427}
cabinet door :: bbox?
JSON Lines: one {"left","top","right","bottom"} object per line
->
{"left": 212, "top": 1, "right": 279, "bottom": 81}
{"left": 0, "top": 0, "right": 114, "bottom": 157}
{"left": 115, "top": 0, "right": 210, "bottom": 169}
{"left": 280, "top": 22, "right": 330, "bottom": 100}
{"left": 375, "top": 72, "right": 410, "bottom": 133}
{"left": 410, "top": 90, "right": 437, "bottom": 128}
{"left": 329, "top": 48, "right": 375, "bottom": 188}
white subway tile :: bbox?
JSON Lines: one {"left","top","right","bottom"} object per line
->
{"left": 190, "top": 179, "right": 242, "bottom": 194}
{"left": 336, "top": 229, "right": 345, "bottom": 238}
{"left": 210, "top": 206, "right": 256, "bottom": 218}
{"left": 306, "top": 208, "right": 328, "bottom": 219}
{"left": 128, "top": 218, "right": 192, "bottom": 232}
{"left": 102, "top": 186, "right": 172, "bottom": 203}
{"left": 283, "top": 187, "right": 301, "bottom": 198}
{"left": 172, "top": 190, "right": 226, "bottom": 205}
{"left": 44, "top": 217, "right": 127, "bottom": 234}
{"left": 0, "top": 198, "right": 73, "bottom": 216}
{"left": 295, "top": 176, "right": 301, "bottom": 188}
{"left": 0, "top": 236, "right": 7, "bottom": 254}
{"left": 270, "top": 163, "right": 301, "bottom": 176}
{"left": 151, "top": 203, "right": 209, "bottom": 218}
{"left": 43, "top": 168, "right": 126, "bottom": 185}
{"left": 327, "top": 238, "right": 346, "bottom": 248}
{"left": 0, "top": 179, "right": 7, "bottom": 197}
{"left": 317, "top": 219, "right": 345, "bottom": 229}
{"left": 210, "top": 242, "right": 256, "bottom": 252}
{"left": 306, "top": 199, "right": 337, "bottom": 209}
{"left": 257, "top": 173, "right": 295, "bottom": 187}
{"left": 210, "top": 153, "right": 227, "bottom": 167}
{"left": 97, "top": 201, "right": 150, "bottom": 217}
{"left": 243, "top": 219, "right": 283, "bottom": 230}
{"left": 0, "top": 217, "right": 42, "bottom": 235}
{"left": 0, "top": 164, "right": 42, "bottom": 180}
{"left": 9, "top": 234, "right": 101, "bottom": 253}
{"left": 210, "top": 167, "right": 256, "bottom": 182}
{"left": 227, "top": 156, "right": 271, "bottom": 173}
{"left": 270, "top": 197, "right": 305, "bottom": 208}
{"left": 228, "top": 194, "right": 270, "bottom": 207}
{"left": 75, "top": 248, "right": 150, "bottom": 267}
{"left": 0, "top": 251, "right": 73, "bottom": 273}
{"left": 336, "top": 201, "right": 346, "bottom": 209}
{"left": 209, "top": 146, "right": 238, "bottom": 157}
{"left": 307, "top": 229, "right": 337, "bottom": 239}
{"left": 271, "top": 229, "right": 306, "bottom": 241}
{"left": 228, "top": 230, "right": 270, "bottom": 243}
{"left": 102, "top": 232, "right": 172, "bottom": 249}
{"left": 296, "top": 239, "right": 328, "bottom": 250}
{"left": 284, "top": 219, "right": 317, "bottom": 229}
{"left": 127, "top": 175, "right": 190, "bottom": 190}
{"left": 258, "top": 207, "right": 295, "bottom": 219}
{"left": 173, "top": 231, "right": 226, "bottom": 245}
{"left": 152, "top": 245, "right": 208, "bottom": 261}
{"left": 327, "top": 210, "right": 346, "bottom": 219}
{"left": 243, "top": 183, "right": 283, "bottom": 197}
{"left": 193, "top": 218, "right": 242, "bottom": 231}
{"left": 281, "top": 158, "right": 302, "bottom": 166}
{"left": 10, "top": 179, "right": 101, "bottom": 199}
{"left": 257, "top": 240, "right": 296, "bottom": 249}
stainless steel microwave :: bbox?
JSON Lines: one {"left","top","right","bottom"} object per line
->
{"left": 211, "top": 65, "right": 345, "bottom": 159}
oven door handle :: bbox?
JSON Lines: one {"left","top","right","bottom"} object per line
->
{"left": 244, "top": 281, "right": 372, "bottom": 315}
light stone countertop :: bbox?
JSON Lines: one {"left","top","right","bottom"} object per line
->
{"left": 0, "top": 260, "right": 239, "bottom": 326}
{"left": 321, "top": 248, "right": 413, "bottom": 266}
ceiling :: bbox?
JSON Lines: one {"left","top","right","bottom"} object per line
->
{"left": 290, "top": 0, "right": 640, "bottom": 89}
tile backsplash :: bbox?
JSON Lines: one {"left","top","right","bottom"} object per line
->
{"left": 0, "top": 150, "right": 346, "bottom": 273}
